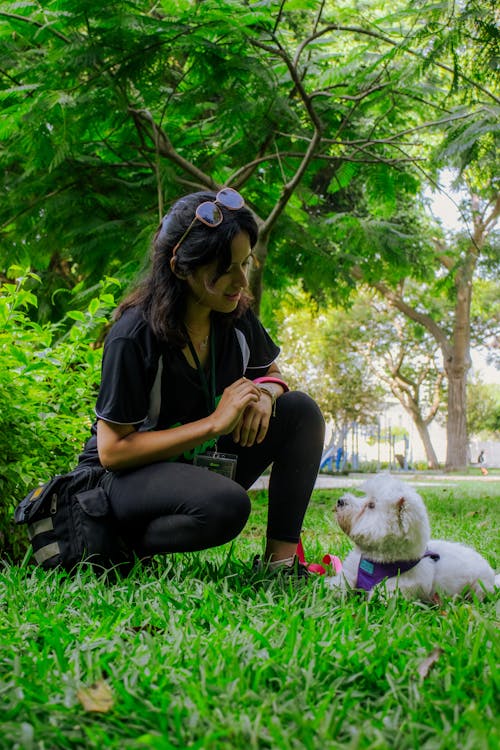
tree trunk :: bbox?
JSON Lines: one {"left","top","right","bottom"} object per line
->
{"left": 412, "top": 414, "right": 440, "bottom": 469}
{"left": 249, "top": 234, "right": 269, "bottom": 315}
{"left": 443, "top": 224, "right": 475, "bottom": 469}
{"left": 445, "top": 369, "right": 469, "bottom": 470}
{"left": 387, "top": 374, "right": 443, "bottom": 470}
{"left": 443, "top": 192, "right": 500, "bottom": 469}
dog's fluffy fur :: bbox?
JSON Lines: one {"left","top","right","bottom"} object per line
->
{"left": 325, "top": 474, "right": 498, "bottom": 601}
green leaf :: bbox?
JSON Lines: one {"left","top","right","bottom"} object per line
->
{"left": 88, "top": 298, "right": 100, "bottom": 316}
{"left": 66, "top": 310, "right": 86, "bottom": 322}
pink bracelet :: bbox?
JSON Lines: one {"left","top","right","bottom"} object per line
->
{"left": 253, "top": 376, "right": 289, "bottom": 392}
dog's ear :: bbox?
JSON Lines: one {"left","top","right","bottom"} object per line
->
{"left": 397, "top": 496, "right": 410, "bottom": 533}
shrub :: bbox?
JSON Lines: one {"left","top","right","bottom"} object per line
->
{"left": 0, "top": 269, "right": 120, "bottom": 561}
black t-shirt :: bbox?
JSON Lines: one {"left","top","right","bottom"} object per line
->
{"left": 78, "top": 306, "right": 280, "bottom": 466}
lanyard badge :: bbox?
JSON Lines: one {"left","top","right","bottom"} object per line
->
{"left": 194, "top": 451, "right": 238, "bottom": 480}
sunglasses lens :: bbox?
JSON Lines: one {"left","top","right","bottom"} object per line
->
{"left": 196, "top": 202, "right": 223, "bottom": 226}
{"left": 217, "top": 188, "right": 244, "bottom": 209}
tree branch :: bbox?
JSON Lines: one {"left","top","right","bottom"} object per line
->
{"left": 311, "top": 82, "right": 391, "bottom": 101}
{"left": 292, "top": 23, "right": 500, "bottom": 105}
{"left": 0, "top": 10, "right": 71, "bottom": 43}
{"left": 128, "top": 108, "right": 220, "bottom": 192}
{"left": 241, "top": 39, "right": 323, "bottom": 240}
{"left": 226, "top": 132, "right": 276, "bottom": 189}
{"left": 483, "top": 191, "right": 500, "bottom": 232}
{"left": 351, "top": 266, "right": 452, "bottom": 357}
{"left": 251, "top": 38, "right": 322, "bottom": 132}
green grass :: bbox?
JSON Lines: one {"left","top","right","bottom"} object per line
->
{"left": 1, "top": 480, "right": 499, "bottom": 750}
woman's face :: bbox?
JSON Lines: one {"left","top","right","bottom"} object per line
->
{"left": 185, "top": 231, "right": 253, "bottom": 315}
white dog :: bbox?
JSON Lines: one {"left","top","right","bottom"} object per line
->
{"left": 325, "top": 474, "right": 498, "bottom": 601}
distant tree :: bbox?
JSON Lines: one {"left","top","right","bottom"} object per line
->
{"left": 351, "top": 182, "right": 499, "bottom": 470}
{"left": 470, "top": 278, "right": 500, "bottom": 368}
{"left": 334, "top": 293, "right": 446, "bottom": 468}
{"left": 273, "top": 287, "right": 384, "bottom": 454}
{"left": 467, "top": 379, "right": 500, "bottom": 438}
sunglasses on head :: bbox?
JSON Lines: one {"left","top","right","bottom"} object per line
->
{"left": 171, "top": 188, "right": 245, "bottom": 257}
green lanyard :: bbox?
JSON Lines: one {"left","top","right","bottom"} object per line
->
{"left": 185, "top": 328, "right": 216, "bottom": 416}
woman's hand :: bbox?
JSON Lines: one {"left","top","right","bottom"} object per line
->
{"left": 232, "top": 387, "right": 274, "bottom": 447}
{"left": 212, "top": 378, "right": 261, "bottom": 437}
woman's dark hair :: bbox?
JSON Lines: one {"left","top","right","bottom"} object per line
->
{"left": 115, "top": 191, "right": 259, "bottom": 344}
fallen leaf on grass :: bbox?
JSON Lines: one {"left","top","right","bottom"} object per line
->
{"left": 417, "top": 647, "right": 443, "bottom": 679}
{"left": 77, "top": 680, "right": 114, "bottom": 713}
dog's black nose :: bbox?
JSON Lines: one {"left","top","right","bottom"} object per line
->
{"left": 337, "top": 498, "right": 345, "bottom": 508}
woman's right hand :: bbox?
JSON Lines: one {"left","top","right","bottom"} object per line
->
{"left": 211, "top": 377, "right": 261, "bottom": 435}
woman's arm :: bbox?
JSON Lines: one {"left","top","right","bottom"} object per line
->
{"left": 97, "top": 377, "right": 261, "bottom": 471}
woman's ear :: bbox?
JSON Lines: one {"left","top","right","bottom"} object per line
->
{"left": 170, "top": 257, "right": 186, "bottom": 279}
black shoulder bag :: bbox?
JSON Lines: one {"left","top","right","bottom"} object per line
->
{"left": 14, "top": 466, "right": 130, "bottom": 573}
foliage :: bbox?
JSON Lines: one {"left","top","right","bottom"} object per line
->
{"left": 0, "top": 270, "right": 119, "bottom": 560}
{"left": 346, "top": 290, "right": 447, "bottom": 468}
{"left": 471, "top": 277, "right": 500, "bottom": 367}
{"left": 1, "top": 0, "right": 496, "bottom": 317}
{"left": 273, "top": 286, "right": 385, "bottom": 431}
{"left": 356, "top": 179, "right": 500, "bottom": 469}
{"left": 273, "top": 284, "right": 449, "bottom": 467}
{"left": 467, "top": 379, "right": 500, "bottom": 437}
{"left": 1, "top": 481, "right": 499, "bottom": 749}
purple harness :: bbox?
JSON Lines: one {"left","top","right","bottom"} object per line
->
{"left": 356, "top": 550, "right": 440, "bottom": 591}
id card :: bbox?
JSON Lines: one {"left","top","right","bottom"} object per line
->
{"left": 193, "top": 451, "right": 238, "bottom": 480}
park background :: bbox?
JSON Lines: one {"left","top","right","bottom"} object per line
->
{"left": 0, "top": 3, "right": 499, "bottom": 749}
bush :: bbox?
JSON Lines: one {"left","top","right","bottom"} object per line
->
{"left": 0, "top": 269, "right": 120, "bottom": 561}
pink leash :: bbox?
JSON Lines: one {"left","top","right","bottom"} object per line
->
{"left": 296, "top": 538, "right": 342, "bottom": 575}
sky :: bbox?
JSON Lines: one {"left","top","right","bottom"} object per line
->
{"left": 471, "top": 351, "right": 500, "bottom": 386}
{"left": 424, "top": 168, "right": 465, "bottom": 232}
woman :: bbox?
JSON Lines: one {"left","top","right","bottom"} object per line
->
{"left": 78, "top": 189, "right": 325, "bottom": 574}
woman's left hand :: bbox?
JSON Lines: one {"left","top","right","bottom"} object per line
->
{"left": 232, "top": 390, "right": 273, "bottom": 447}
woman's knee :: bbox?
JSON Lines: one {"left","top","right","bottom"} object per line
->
{"left": 279, "top": 390, "right": 325, "bottom": 436}
{"left": 210, "top": 482, "right": 251, "bottom": 542}
{"left": 114, "top": 474, "right": 251, "bottom": 553}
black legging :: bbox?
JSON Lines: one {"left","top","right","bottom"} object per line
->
{"left": 102, "top": 391, "right": 325, "bottom": 556}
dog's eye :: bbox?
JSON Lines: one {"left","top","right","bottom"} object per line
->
{"left": 367, "top": 501, "right": 376, "bottom": 509}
